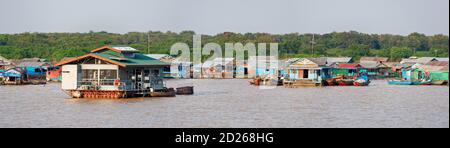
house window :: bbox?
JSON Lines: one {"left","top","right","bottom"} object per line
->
{"left": 100, "top": 70, "right": 117, "bottom": 80}
{"left": 82, "top": 69, "right": 98, "bottom": 80}
{"left": 152, "top": 70, "right": 160, "bottom": 77}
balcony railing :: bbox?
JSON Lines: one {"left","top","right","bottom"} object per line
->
{"left": 77, "top": 78, "right": 166, "bottom": 91}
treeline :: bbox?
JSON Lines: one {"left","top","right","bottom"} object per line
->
{"left": 0, "top": 31, "right": 448, "bottom": 62}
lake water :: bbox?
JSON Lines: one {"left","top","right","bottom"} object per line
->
{"left": 0, "top": 79, "right": 448, "bottom": 128}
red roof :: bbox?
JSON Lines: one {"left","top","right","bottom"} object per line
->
{"left": 337, "top": 63, "right": 361, "bottom": 69}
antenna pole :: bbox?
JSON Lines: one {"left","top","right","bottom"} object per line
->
{"left": 310, "top": 34, "right": 316, "bottom": 57}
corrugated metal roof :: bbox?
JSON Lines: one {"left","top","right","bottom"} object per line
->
{"left": 56, "top": 46, "right": 169, "bottom": 67}
{"left": 419, "top": 65, "right": 449, "bottom": 72}
{"left": 16, "top": 61, "right": 50, "bottom": 67}
{"left": 327, "top": 57, "right": 352, "bottom": 64}
{"left": 202, "top": 58, "right": 234, "bottom": 68}
{"left": 144, "top": 54, "right": 171, "bottom": 60}
{"left": 360, "top": 57, "right": 389, "bottom": 62}
{"left": 435, "top": 58, "right": 449, "bottom": 62}
{"left": 400, "top": 57, "right": 437, "bottom": 64}
{"left": 426, "top": 61, "right": 449, "bottom": 66}
{"left": 111, "top": 46, "right": 139, "bottom": 52}
{"left": 307, "top": 58, "right": 328, "bottom": 66}
{"left": 359, "top": 61, "right": 388, "bottom": 69}
{"left": 94, "top": 50, "right": 169, "bottom": 67}
{"left": 384, "top": 62, "right": 401, "bottom": 68}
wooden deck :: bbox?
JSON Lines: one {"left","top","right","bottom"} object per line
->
{"left": 283, "top": 80, "right": 322, "bottom": 88}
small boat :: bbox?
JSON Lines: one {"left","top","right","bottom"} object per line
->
{"left": 411, "top": 80, "right": 432, "bottom": 85}
{"left": 325, "top": 78, "right": 337, "bottom": 86}
{"left": 353, "top": 74, "right": 370, "bottom": 86}
{"left": 354, "top": 80, "right": 370, "bottom": 86}
{"left": 388, "top": 80, "right": 412, "bottom": 85}
{"left": 249, "top": 77, "right": 261, "bottom": 86}
{"left": 150, "top": 88, "right": 176, "bottom": 97}
{"left": 431, "top": 80, "right": 448, "bottom": 85}
{"left": 336, "top": 79, "right": 354, "bottom": 86}
{"left": 176, "top": 86, "right": 194, "bottom": 95}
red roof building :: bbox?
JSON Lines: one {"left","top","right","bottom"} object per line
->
{"left": 337, "top": 63, "right": 361, "bottom": 69}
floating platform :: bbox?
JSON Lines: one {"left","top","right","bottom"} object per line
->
{"left": 66, "top": 87, "right": 188, "bottom": 99}
{"left": 283, "top": 80, "right": 322, "bottom": 87}
{"left": 68, "top": 90, "right": 127, "bottom": 99}
{"left": 176, "top": 86, "right": 194, "bottom": 95}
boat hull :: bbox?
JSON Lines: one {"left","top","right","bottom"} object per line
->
{"left": 388, "top": 81, "right": 412, "bottom": 85}
{"left": 176, "top": 86, "right": 194, "bottom": 95}
{"left": 150, "top": 88, "right": 176, "bottom": 97}
{"left": 68, "top": 90, "right": 126, "bottom": 99}
{"left": 337, "top": 79, "right": 354, "bottom": 86}
{"left": 353, "top": 81, "right": 369, "bottom": 86}
{"left": 431, "top": 80, "right": 447, "bottom": 85}
{"left": 325, "top": 79, "right": 337, "bottom": 86}
{"left": 411, "top": 80, "right": 432, "bottom": 85}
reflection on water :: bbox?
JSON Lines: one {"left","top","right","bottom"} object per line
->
{"left": 0, "top": 80, "right": 448, "bottom": 128}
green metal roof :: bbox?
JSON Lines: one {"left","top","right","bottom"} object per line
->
{"left": 94, "top": 50, "right": 170, "bottom": 67}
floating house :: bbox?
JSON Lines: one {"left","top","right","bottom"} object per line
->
{"left": 359, "top": 57, "right": 390, "bottom": 79}
{"left": 55, "top": 45, "right": 170, "bottom": 99}
{"left": 46, "top": 66, "right": 62, "bottom": 82}
{"left": 331, "top": 63, "right": 362, "bottom": 77}
{"left": 46, "top": 57, "right": 75, "bottom": 82}
{"left": 170, "top": 61, "right": 192, "bottom": 79}
{"left": 144, "top": 54, "right": 173, "bottom": 78}
{"left": 284, "top": 58, "right": 331, "bottom": 87}
{"left": 145, "top": 54, "right": 192, "bottom": 79}
{"left": 2, "top": 68, "right": 25, "bottom": 85}
{"left": 234, "top": 60, "right": 248, "bottom": 79}
{"left": 359, "top": 61, "right": 390, "bottom": 79}
{"left": 415, "top": 61, "right": 449, "bottom": 84}
{"left": 398, "top": 57, "right": 449, "bottom": 84}
{"left": 384, "top": 62, "right": 403, "bottom": 78}
{"left": 14, "top": 58, "right": 50, "bottom": 83}
{"left": 247, "top": 56, "right": 280, "bottom": 78}
{"left": 199, "top": 58, "right": 235, "bottom": 79}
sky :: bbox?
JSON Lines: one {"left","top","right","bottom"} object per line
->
{"left": 0, "top": 0, "right": 448, "bottom": 35}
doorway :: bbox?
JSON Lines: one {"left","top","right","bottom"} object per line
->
{"left": 303, "top": 70, "right": 309, "bottom": 78}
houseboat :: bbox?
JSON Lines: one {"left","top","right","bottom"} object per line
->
{"left": 198, "top": 58, "right": 235, "bottom": 79}
{"left": 389, "top": 60, "right": 449, "bottom": 85}
{"left": 327, "top": 63, "right": 363, "bottom": 86}
{"left": 46, "top": 66, "right": 62, "bottom": 82}
{"left": 247, "top": 56, "right": 284, "bottom": 86}
{"left": 1, "top": 66, "right": 47, "bottom": 85}
{"left": 284, "top": 58, "right": 331, "bottom": 87}
{"left": 55, "top": 45, "right": 172, "bottom": 99}
{"left": 2, "top": 68, "right": 25, "bottom": 85}
{"left": 359, "top": 57, "right": 391, "bottom": 79}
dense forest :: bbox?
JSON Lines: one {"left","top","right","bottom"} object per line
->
{"left": 0, "top": 31, "right": 448, "bottom": 63}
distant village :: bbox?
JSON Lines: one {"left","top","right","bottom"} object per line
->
{"left": 0, "top": 45, "right": 448, "bottom": 98}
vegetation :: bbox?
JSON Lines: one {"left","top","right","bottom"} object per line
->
{"left": 0, "top": 31, "right": 448, "bottom": 62}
